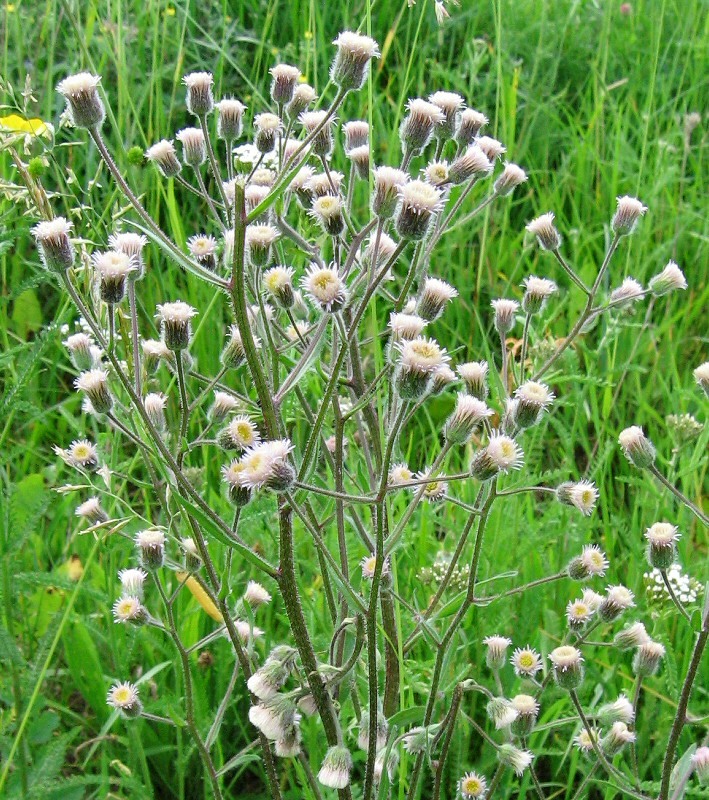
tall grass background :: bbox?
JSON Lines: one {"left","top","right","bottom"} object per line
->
{"left": 0, "top": 0, "right": 707, "bottom": 797}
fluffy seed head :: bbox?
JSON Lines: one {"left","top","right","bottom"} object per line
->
{"left": 611, "top": 195, "right": 647, "bottom": 236}
{"left": 648, "top": 260, "right": 687, "bottom": 296}
{"left": 318, "top": 744, "right": 353, "bottom": 789}
{"left": 57, "top": 72, "right": 105, "bottom": 128}
{"left": 526, "top": 212, "right": 562, "bottom": 251}
{"left": 32, "top": 217, "right": 75, "bottom": 273}
{"left": 486, "top": 696, "right": 518, "bottom": 729}
{"left": 618, "top": 425, "right": 656, "bottom": 469}
{"left": 497, "top": 743, "right": 533, "bottom": 776}
{"left": 183, "top": 71, "right": 214, "bottom": 116}
{"left": 146, "top": 139, "right": 181, "bottom": 177}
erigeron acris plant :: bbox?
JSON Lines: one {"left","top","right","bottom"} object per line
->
{"left": 18, "top": 26, "right": 707, "bottom": 800}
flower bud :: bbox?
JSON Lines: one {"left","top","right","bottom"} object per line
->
{"left": 75, "top": 369, "right": 112, "bottom": 414}
{"left": 135, "top": 528, "right": 166, "bottom": 570}
{"left": 32, "top": 217, "right": 75, "bottom": 273}
{"left": 146, "top": 139, "right": 181, "bottom": 178}
{"left": 549, "top": 646, "right": 584, "bottom": 690}
{"left": 388, "top": 313, "right": 428, "bottom": 344}
{"left": 118, "top": 568, "right": 148, "bottom": 599}
{"left": 522, "top": 276, "right": 557, "bottom": 314}
{"left": 263, "top": 266, "right": 295, "bottom": 308}
{"left": 693, "top": 362, "right": 709, "bottom": 397}
{"left": 222, "top": 460, "right": 252, "bottom": 507}
{"left": 526, "top": 212, "right": 562, "bottom": 251}
{"left": 286, "top": 83, "right": 317, "bottom": 121}
{"left": 209, "top": 391, "right": 238, "bottom": 423}
{"left": 157, "top": 301, "right": 197, "bottom": 351}
{"left": 610, "top": 277, "right": 644, "bottom": 307}
{"left": 598, "top": 694, "right": 634, "bottom": 726}
{"left": 183, "top": 71, "right": 214, "bottom": 116}
{"left": 245, "top": 224, "right": 279, "bottom": 268}
{"left": 566, "top": 545, "right": 608, "bottom": 580}
{"left": 632, "top": 640, "right": 665, "bottom": 677}
{"left": 244, "top": 581, "right": 272, "bottom": 608}
{"left": 216, "top": 98, "right": 246, "bottom": 140}
{"left": 483, "top": 635, "right": 512, "bottom": 670}
{"left": 176, "top": 127, "right": 206, "bottom": 167}
{"left": 347, "top": 144, "right": 370, "bottom": 179}
{"left": 330, "top": 31, "right": 379, "bottom": 92}
{"left": 144, "top": 392, "right": 167, "bottom": 432}
{"left": 64, "top": 333, "right": 94, "bottom": 371}
{"left": 429, "top": 91, "right": 464, "bottom": 139}
{"left": 648, "top": 260, "right": 687, "bottom": 296}
{"left": 431, "top": 365, "right": 456, "bottom": 395}
{"left": 180, "top": 537, "right": 202, "bottom": 572}
{"left": 476, "top": 136, "right": 506, "bottom": 162}
{"left": 76, "top": 496, "right": 109, "bottom": 525}
{"left": 343, "top": 120, "right": 369, "bottom": 151}
{"left": 601, "top": 722, "right": 635, "bottom": 756}
{"left": 109, "top": 232, "right": 148, "bottom": 281}
{"left": 513, "top": 381, "right": 554, "bottom": 428}
{"left": 57, "top": 73, "right": 105, "bottom": 129}
{"left": 310, "top": 195, "right": 345, "bottom": 236}
{"left": 394, "top": 336, "right": 450, "bottom": 400}
{"left": 618, "top": 425, "right": 655, "bottom": 469}
{"left": 611, "top": 195, "right": 647, "bottom": 237}
{"left": 486, "top": 696, "right": 518, "bottom": 729}
{"left": 187, "top": 234, "right": 218, "bottom": 271}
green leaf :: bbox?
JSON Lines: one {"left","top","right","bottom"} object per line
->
{"left": 11, "top": 289, "right": 43, "bottom": 338}
{"left": 62, "top": 621, "right": 108, "bottom": 723}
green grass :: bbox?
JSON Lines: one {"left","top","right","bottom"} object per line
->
{"left": 1, "top": 0, "right": 708, "bottom": 798}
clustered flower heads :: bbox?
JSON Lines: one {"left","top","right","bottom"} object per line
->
{"left": 43, "top": 29, "right": 703, "bottom": 800}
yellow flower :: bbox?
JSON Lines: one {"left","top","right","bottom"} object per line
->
{"left": 0, "top": 114, "right": 50, "bottom": 137}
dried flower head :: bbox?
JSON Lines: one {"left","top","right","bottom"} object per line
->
{"left": 598, "top": 585, "right": 635, "bottom": 622}
{"left": 449, "top": 145, "right": 492, "bottom": 185}
{"left": 494, "top": 162, "right": 528, "bottom": 196}
{"left": 611, "top": 195, "right": 647, "bottom": 237}
{"left": 395, "top": 180, "right": 443, "bottom": 240}
{"left": 157, "top": 301, "right": 197, "bottom": 351}
{"left": 216, "top": 98, "right": 246, "bottom": 140}
{"left": 146, "top": 139, "right": 181, "bottom": 178}
{"left": 618, "top": 425, "right": 656, "bottom": 469}
{"left": 57, "top": 72, "right": 105, "bottom": 128}
{"left": 183, "top": 71, "right": 214, "bottom": 116}
{"left": 483, "top": 635, "right": 512, "bottom": 670}
{"left": 176, "top": 127, "right": 206, "bottom": 167}
{"left": 400, "top": 98, "right": 445, "bottom": 153}
{"left": 330, "top": 31, "right": 379, "bottom": 92}
{"left": 526, "top": 212, "right": 562, "bottom": 251}
{"left": 648, "top": 260, "right": 687, "bottom": 296}
{"left": 269, "top": 64, "right": 301, "bottom": 104}
{"left": 32, "top": 217, "right": 75, "bottom": 273}
{"left": 549, "top": 646, "right": 584, "bottom": 689}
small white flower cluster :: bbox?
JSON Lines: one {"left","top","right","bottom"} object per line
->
{"left": 644, "top": 564, "right": 700, "bottom": 606}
